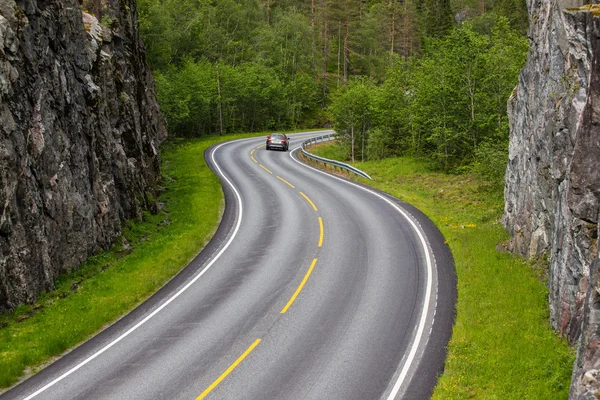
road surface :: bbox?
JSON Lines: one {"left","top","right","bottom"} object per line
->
{"left": 2, "top": 131, "right": 456, "bottom": 400}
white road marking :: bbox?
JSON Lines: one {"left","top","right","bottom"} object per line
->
{"left": 20, "top": 133, "right": 329, "bottom": 399}
{"left": 22, "top": 140, "right": 246, "bottom": 400}
{"left": 289, "top": 146, "right": 434, "bottom": 400}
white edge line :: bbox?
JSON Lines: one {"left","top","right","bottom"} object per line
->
{"left": 289, "top": 146, "right": 433, "bottom": 400}
{"left": 23, "top": 140, "right": 245, "bottom": 400}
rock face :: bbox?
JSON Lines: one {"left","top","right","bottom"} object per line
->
{"left": 0, "top": 0, "right": 167, "bottom": 312}
{"left": 503, "top": 0, "right": 600, "bottom": 397}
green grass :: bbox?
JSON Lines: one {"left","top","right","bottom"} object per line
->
{"left": 305, "top": 140, "right": 349, "bottom": 161}
{"left": 310, "top": 143, "right": 575, "bottom": 399}
{"left": 0, "top": 132, "right": 266, "bottom": 389}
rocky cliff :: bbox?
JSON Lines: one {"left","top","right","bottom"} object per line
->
{"left": 0, "top": 0, "right": 167, "bottom": 312}
{"left": 503, "top": 0, "right": 600, "bottom": 397}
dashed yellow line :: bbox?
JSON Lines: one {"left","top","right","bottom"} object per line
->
{"left": 281, "top": 259, "right": 318, "bottom": 314}
{"left": 195, "top": 138, "right": 330, "bottom": 395}
{"left": 276, "top": 176, "right": 295, "bottom": 189}
{"left": 256, "top": 144, "right": 266, "bottom": 149}
{"left": 196, "top": 339, "right": 262, "bottom": 400}
{"left": 260, "top": 164, "right": 273, "bottom": 174}
{"left": 299, "top": 192, "right": 317, "bottom": 211}
{"left": 318, "top": 217, "right": 324, "bottom": 247}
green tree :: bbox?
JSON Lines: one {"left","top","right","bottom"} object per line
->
{"left": 422, "top": 0, "right": 453, "bottom": 38}
{"left": 137, "top": 0, "right": 211, "bottom": 70}
{"left": 284, "top": 72, "right": 321, "bottom": 127}
{"left": 329, "top": 78, "right": 375, "bottom": 161}
{"left": 368, "top": 17, "right": 526, "bottom": 173}
{"left": 138, "top": 0, "right": 527, "bottom": 140}
{"left": 371, "top": 56, "right": 413, "bottom": 154}
{"left": 154, "top": 59, "right": 219, "bottom": 135}
{"left": 410, "top": 23, "right": 490, "bottom": 170}
{"left": 483, "top": 16, "right": 528, "bottom": 140}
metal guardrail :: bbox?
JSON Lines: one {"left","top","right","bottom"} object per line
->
{"left": 300, "top": 134, "right": 373, "bottom": 180}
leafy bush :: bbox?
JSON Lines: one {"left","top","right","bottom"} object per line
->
{"left": 473, "top": 140, "right": 509, "bottom": 190}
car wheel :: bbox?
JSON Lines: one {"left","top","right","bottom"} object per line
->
{"left": 266, "top": 146, "right": 269, "bottom": 151}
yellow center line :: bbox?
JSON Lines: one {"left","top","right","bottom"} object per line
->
{"left": 250, "top": 149, "right": 255, "bottom": 155}
{"left": 281, "top": 259, "right": 318, "bottom": 314}
{"left": 299, "top": 192, "right": 317, "bottom": 211}
{"left": 196, "top": 339, "right": 262, "bottom": 400}
{"left": 256, "top": 144, "right": 266, "bottom": 149}
{"left": 251, "top": 155, "right": 258, "bottom": 164}
{"left": 276, "top": 176, "right": 295, "bottom": 189}
{"left": 318, "top": 217, "right": 324, "bottom": 247}
{"left": 260, "top": 164, "right": 273, "bottom": 174}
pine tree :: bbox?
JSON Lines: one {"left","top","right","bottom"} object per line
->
{"left": 391, "top": 0, "right": 421, "bottom": 60}
{"left": 423, "top": 0, "right": 453, "bottom": 38}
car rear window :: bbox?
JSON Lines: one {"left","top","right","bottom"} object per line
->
{"left": 271, "top": 134, "right": 284, "bottom": 140}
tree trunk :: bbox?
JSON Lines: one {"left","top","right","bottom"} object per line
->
{"left": 343, "top": 13, "right": 349, "bottom": 83}
{"left": 362, "top": 118, "right": 366, "bottom": 162}
{"left": 266, "top": 0, "right": 271, "bottom": 24}
{"left": 311, "top": 0, "right": 317, "bottom": 73}
{"left": 216, "top": 64, "right": 223, "bottom": 136}
{"left": 337, "top": 22, "right": 342, "bottom": 86}
{"left": 322, "top": 21, "right": 329, "bottom": 107}
{"left": 466, "top": 67, "right": 476, "bottom": 148}
{"left": 403, "top": 0, "right": 409, "bottom": 60}
{"left": 390, "top": 0, "right": 395, "bottom": 57}
{"left": 351, "top": 125, "right": 355, "bottom": 162}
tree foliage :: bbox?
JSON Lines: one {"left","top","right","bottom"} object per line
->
{"left": 328, "top": 78, "right": 375, "bottom": 162}
{"left": 329, "top": 16, "right": 527, "bottom": 174}
{"left": 138, "top": 0, "right": 529, "bottom": 181}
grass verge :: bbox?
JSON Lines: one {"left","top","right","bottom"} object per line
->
{"left": 0, "top": 132, "right": 267, "bottom": 390}
{"left": 309, "top": 142, "right": 575, "bottom": 399}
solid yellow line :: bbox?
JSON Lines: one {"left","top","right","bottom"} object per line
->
{"left": 299, "top": 192, "right": 317, "bottom": 211}
{"left": 281, "top": 259, "right": 318, "bottom": 314}
{"left": 318, "top": 217, "right": 324, "bottom": 247}
{"left": 251, "top": 156, "right": 258, "bottom": 163}
{"left": 276, "top": 176, "right": 295, "bottom": 189}
{"left": 196, "top": 339, "right": 262, "bottom": 400}
{"left": 260, "top": 164, "right": 273, "bottom": 174}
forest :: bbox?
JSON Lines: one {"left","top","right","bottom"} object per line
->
{"left": 137, "top": 0, "right": 529, "bottom": 178}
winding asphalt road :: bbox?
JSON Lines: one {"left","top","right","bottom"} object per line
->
{"left": 1, "top": 131, "right": 456, "bottom": 400}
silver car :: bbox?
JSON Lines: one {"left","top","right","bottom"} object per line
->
{"left": 265, "top": 134, "right": 290, "bottom": 151}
